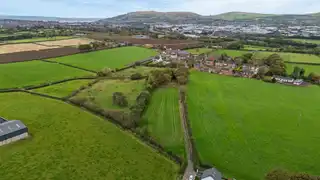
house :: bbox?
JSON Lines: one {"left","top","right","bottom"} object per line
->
{"left": 201, "top": 168, "right": 222, "bottom": 180}
{"left": 0, "top": 120, "right": 28, "bottom": 146}
{"left": 205, "top": 57, "right": 215, "bottom": 66}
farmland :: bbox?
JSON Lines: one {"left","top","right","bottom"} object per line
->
{"left": 32, "top": 79, "right": 93, "bottom": 98}
{"left": 286, "top": 63, "right": 320, "bottom": 74}
{"left": 37, "top": 38, "right": 94, "bottom": 47}
{"left": 0, "top": 43, "right": 58, "bottom": 54}
{"left": 212, "top": 49, "right": 320, "bottom": 63}
{"left": 288, "top": 38, "right": 320, "bottom": 45}
{"left": 0, "top": 92, "right": 179, "bottom": 180}
{"left": 0, "top": 61, "right": 93, "bottom": 89}
{"left": 7, "top": 36, "right": 73, "bottom": 43}
{"left": 187, "top": 71, "right": 320, "bottom": 180}
{"left": 187, "top": 48, "right": 212, "bottom": 55}
{"left": 51, "top": 46, "right": 158, "bottom": 70}
{"left": 141, "top": 88, "right": 185, "bottom": 158}
{"left": 72, "top": 79, "right": 145, "bottom": 110}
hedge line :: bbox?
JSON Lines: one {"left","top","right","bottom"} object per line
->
{"left": 0, "top": 76, "right": 96, "bottom": 92}
{"left": 41, "top": 59, "right": 98, "bottom": 73}
{"left": 179, "top": 87, "right": 201, "bottom": 169}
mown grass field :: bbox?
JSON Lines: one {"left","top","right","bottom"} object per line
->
{"left": 286, "top": 63, "right": 320, "bottom": 74}
{"left": 187, "top": 71, "right": 320, "bottom": 180}
{"left": 8, "top": 36, "right": 73, "bottom": 43}
{"left": 288, "top": 38, "right": 320, "bottom": 45}
{"left": 51, "top": 46, "right": 158, "bottom": 71}
{"left": 72, "top": 79, "right": 145, "bottom": 110}
{"left": 0, "top": 92, "right": 179, "bottom": 180}
{"left": 213, "top": 49, "right": 320, "bottom": 63}
{"left": 187, "top": 48, "right": 212, "bottom": 55}
{"left": 141, "top": 88, "right": 185, "bottom": 158}
{"left": 32, "top": 79, "right": 93, "bottom": 98}
{"left": 0, "top": 61, "right": 94, "bottom": 89}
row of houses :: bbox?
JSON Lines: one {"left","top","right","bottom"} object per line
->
{"left": 0, "top": 117, "right": 28, "bottom": 146}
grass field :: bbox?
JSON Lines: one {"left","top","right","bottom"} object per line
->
{"left": 72, "top": 79, "right": 145, "bottom": 110}
{"left": 286, "top": 63, "right": 320, "bottom": 74}
{"left": 32, "top": 79, "right": 93, "bottom": 98}
{"left": 213, "top": 49, "right": 320, "bottom": 63}
{"left": 0, "top": 92, "right": 179, "bottom": 180}
{"left": 113, "top": 66, "right": 161, "bottom": 78}
{"left": 51, "top": 46, "right": 158, "bottom": 70}
{"left": 0, "top": 61, "right": 93, "bottom": 89}
{"left": 187, "top": 71, "right": 320, "bottom": 180}
{"left": 141, "top": 88, "right": 185, "bottom": 158}
{"left": 187, "top": 48, "right": 212, "bottom": 55}
{"left": 288, "top": 38, "right": 320, "bottom": 45}
{"left": 8, "top": 36, "right": 73, "bottom": 43}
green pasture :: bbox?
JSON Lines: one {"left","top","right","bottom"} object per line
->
{"left": 8, "top": 36, "right": 73, "bottom": 43}
{"left": 0, "top": 92, "right": 179, "bottom": 180}
{"left": 0, "top": 61, "right": 94, "bottom": 89}
{"left": 141, "top": 88, "right": 185, "bottom": 158}
{"left": 288, "top": 38, "right": 320, "bottom": 45}
{"left": 32, "top": 79, "right": 93, "bottom": 98}
{"left": 50, "top": 46, "right": 158, "bottom": 71}
{"left": 187, "top": 48, "right": 212, "bottom": 55}
{"left": 212, "top": 49, "right": 320, "bottom": 63}
{"left": 113, "top": 66, "right": 161, "bottom": 78}
{"left": 72, "top": 79, "right": 145, "bottom": 110}
{"left": 187, "top": 71, "right": 320, "bottom": 180}
{"left": 286, "top": 63, "right": 320, "bottom": 75}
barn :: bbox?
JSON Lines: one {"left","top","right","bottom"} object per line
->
{"left": 0, "top": 119, "right": 28, "bottom": 146}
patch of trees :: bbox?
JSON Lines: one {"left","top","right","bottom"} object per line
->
{"left": 227, "top": 42, "right": 244, "bottom": 50}
{"left": 266, "top": 169, "right": 320, "bottom": 180}
{"left": 112, "top": 92, "right": 128, "bottom": 107}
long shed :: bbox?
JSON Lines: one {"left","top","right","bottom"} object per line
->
{"left": 0, "top": 120, "right": 28, "bottom": 146}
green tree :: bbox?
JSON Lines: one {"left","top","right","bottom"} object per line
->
{"left": 264, "top": 54, "right": 286, "bottom": 76}
{"left": 291, "top": 66, "right": 305, "bottom": 79}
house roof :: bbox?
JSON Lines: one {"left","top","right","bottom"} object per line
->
{"left": 0, "top": 120, "right": 27, "bottom": 137}
{"left": 0, "top": 117, "right": 6, "bottom": 124}
{"left": 201, "top": 168, "right": 222, "bottom": 180}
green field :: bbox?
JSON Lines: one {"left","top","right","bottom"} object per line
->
{"left": 72, "top": 79, "right": 145, "bottom": 110}
{"left": 187, "top": 71, "right": 320, "bottom": 180}
{"left": 243, "top": 45, "right": 278, "bottom": 51}
{"left": 32, "top": 79, "right": 93, "bottom": 98}
{"left": 113, "top": 66, "right": 161, "bottom": 78}
{"left": 51, "top": 46, "right": 158, "bottom": 71}
{"left": 187, "top": 48, "right": 212, "bottom": 55}
{"left": 8, "top": 36, "right": 73, "bottom": 43}
{"left": 141, "top": 88, "right": 185, "bottom": 158}
{"left": 286, "top": 63, "right": 320, "bottom": 74}
{"left": 288, "top": 38, "right": 320, "bottom": 45}
{"left": 0, "top": 61, "right": 94, "bottom": 89}
{"left": 0, "top": 93, "right": 179, "bottom": 180}
{"left": 213, "top": 49, "right": 320, "bottom": 63}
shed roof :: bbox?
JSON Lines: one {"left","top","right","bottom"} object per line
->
{"left": 0, "top": 117, "right": 6, "bottom": 124}
{"left": 0, "top": 120, "right": 27, "bottom": 137}
{"left": 201, "top": 168, "right": 222, "bottom": 180}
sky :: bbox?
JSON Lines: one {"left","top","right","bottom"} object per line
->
{"left": 1, "top": 0, "right": 320, "bottom": 18}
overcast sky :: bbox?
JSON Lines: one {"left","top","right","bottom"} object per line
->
{"left": 1, "top": 0, "right": 320, "bottom": 18}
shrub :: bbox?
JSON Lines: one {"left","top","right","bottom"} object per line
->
{"left": 112, "top": 92, "right": 128, "bottom": 107}
{"left": 97, "top": 68, "right": 113, "bottom": 77}
{"left": 70, "top": 97, "right": 87, "bottom": 106}
{"left": 130, "top": 73, "right": 143, "bottom": 80}
{"left": 78, "top": 44, "right": 92, "bottom": 51}
{"left": 147, "top": 69, "right": 173, "bottom": 89}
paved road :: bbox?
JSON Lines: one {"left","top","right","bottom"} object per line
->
{"left": 179, "top": 89, "right": 197, "bottom": 180}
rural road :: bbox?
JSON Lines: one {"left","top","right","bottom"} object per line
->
{"left": 179, "top": 90, "right": 197, "bottom": 180}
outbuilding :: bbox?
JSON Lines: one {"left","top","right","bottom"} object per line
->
{"left": 201, "top": 168, "right": 223, "bottom": 180}
{"left": 0, "top": 120, "right": 28, "bottom": 146}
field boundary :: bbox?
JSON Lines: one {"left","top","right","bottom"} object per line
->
{"left": 0, "top": 76, "right": 96, "bottom": 92}
{"left": 41, "top": 59, "right": 98, "bottom": 73}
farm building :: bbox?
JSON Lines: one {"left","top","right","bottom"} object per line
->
{"left": 201, "top": 168, "right": 222, "bottom": 180}
{"left": 273, "top": 76, "right": 306, "bottom": 86}
{"left": 0, "top": 119, "right": 28, "bottom": 146}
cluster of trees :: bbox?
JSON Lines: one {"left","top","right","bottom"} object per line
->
{"left": 266, "top": 169, "right": 320, "bottom": 180}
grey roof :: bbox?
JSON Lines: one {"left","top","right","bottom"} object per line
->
{"left": 201, "top": 168, "right": 222, "bottom": 180}
{"left": 0, "top": 120, "right": 27, "bottom": 137}
{"left": 0, "top": 117, "right": 6, "bottom": 124}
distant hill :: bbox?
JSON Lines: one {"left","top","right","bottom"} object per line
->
{"left": 0, "top": 15, "right": 100, "bottom": 22}
{"left": 210, "top": 12, "right": 276, "bottom": 20}
{"left": 99, "top": 11, "right": 202, "bottom": 23}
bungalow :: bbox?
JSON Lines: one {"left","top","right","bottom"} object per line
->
{"left": 201, "top": 168, "right": 222, "bottom": 180}
{"left": 0, "top": 119, "right": 28, "bottom": 146}
{"left": 273, "top": 76, "right": 305, "bottom": 86}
